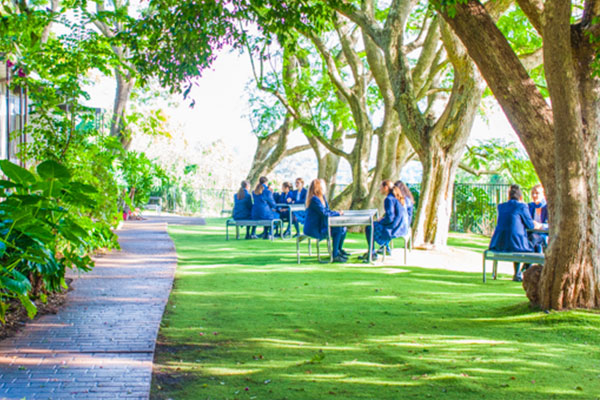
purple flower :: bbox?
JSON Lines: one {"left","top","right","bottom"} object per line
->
{"left": 17, "top": 68, "right": 25, "bottom": 78}
{"left": 6, "top": 59, "right": 14, "bottom": 68}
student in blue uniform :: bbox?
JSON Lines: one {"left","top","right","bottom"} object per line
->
{"left": 489, "top": 184, "right": 543, "bottom": 281}
{"left": 304, "top": 179, "right": 349, "bottom": 263}
{"left": 527, "top": 184, "right": 549, "bottom": 253}
{"left": 233, "top": 180, "right": 256, "bottom": 239}
{"left": 275, "top": 182, "right": 299, "bottom": 237}
{"left": 361, "top": 180, "right": 409, "bottom": 262}
{"left": 394, "top": 180, "right": 414, "bottom": 225}
{"left": 251, "top": 176, "right": 278, "bottom": 239}
{"left": 290, "top": 177, "right": 308, "bottom": 235}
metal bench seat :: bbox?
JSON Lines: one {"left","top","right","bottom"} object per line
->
{"left": 385, "top": 228, "right": 412, "bottom": 264}
{"left": 226, "top": 219, "right": 283, "bottom": 241}
{"left": 296, "top": 234, "right": 330, "bottom": 263}
{"left": 482, "top": 250, "right": 545, "bottom": 282}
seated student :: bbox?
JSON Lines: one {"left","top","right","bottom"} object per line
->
{"left": 275, "top": 182, "right": 299, "bottom": 237}
{"left": 489, "top": 184, "right": 543, "bottom": 282}
{"left": 251, "top": 176, "right": 278, "bottom": 239}
{"left": 361, "top": 180, "right": 409, "bottom": 262}
{"left": 304, "top": 179, "right": 349, "bottom": 263}
{"left": 290, "top": 177, "right": 308, "bottom": 235}
{"left": 394, "top": 180, "right": 414, "bottom": 225}
{"left": 528, "top": 184, "right": 549, "bottom": 253}
{"left": 233, "top": 180, "right": 256, "bottom": 239}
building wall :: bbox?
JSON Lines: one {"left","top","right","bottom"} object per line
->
{"left": 0, "top": 68, "right": 27, "bottom": 164}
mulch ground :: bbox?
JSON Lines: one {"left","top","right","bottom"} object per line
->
{"left": 0, "top": 278, "right": 72, "bottom": 341}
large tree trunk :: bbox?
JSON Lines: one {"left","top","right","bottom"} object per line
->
{"left": 411, "top": 147, "right": 460, "bottom": 247}
{"left": 437, "top": 0, "right": 600, "bottom": 309}
{"left": 111, "top": 71, "right": 135, "bottom": 149}
{"left": 537, "top": 0, "right": 600, "bottom": 309}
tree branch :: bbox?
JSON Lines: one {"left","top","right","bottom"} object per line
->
{"left": 282, "top": 144, "right": 312, "bottom": 157}
{"left": 334, "top": 14, "right": 363, "bottom": 91}
{"left": 335, "top": 0, "right": 385, "bottom": 48}
{"left": 404, "top": 14, "right": 433, "bottom": 53}
{"left": 303, "top": 126, "right": 350, "bottom": 159}
{"left": 459, "top": 163, "right": 502, "bottom": 176}
{"left": 516, "top": 0, "right": 545, "bottom": 34}
{"left": 583, "top": 0, "right": 600, "bottom": 26}
{"left": 305, "top": 31, "right": 354, "bottom": 101}
{"left": 519, "top": 47, "right": 544, "bottom": 70}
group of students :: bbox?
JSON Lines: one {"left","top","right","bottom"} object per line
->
{"left": 233, "top": 175, "right": 416, "bottom": 263}
{"left": 233, "top": 177, "right": 308, "bottom": 239}
{"left": 489, "top": 184, "right": 548, "bottom": 282}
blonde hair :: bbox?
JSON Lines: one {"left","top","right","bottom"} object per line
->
{"left": 531, "top": 184, "right": 543, "bottom": 194}
{"left": 306, "top": 179, "right": 325, "bottom": 207}
{"left": 383, "top": 179, "right": 405, "bottom": 206}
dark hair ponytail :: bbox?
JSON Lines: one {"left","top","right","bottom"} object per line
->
{"left": 254, "top": 176, "right": 268, "bottom": 195}
{"left": 237, "top": 180, "right": 249, "bottom": 200}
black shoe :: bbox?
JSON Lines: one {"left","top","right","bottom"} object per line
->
{"left": 333, "top": 255, "right": 347, "bottom": 263}
{"left": 340, "top": 249, "right": 351, "bottom": 257}
{"left": 512, "top": 276, "right": 523, "bottom": 282}
{"left": 376, "top": 246, "right": 391, "bottom": 256}
{"left": 358, "top": 252, "right": 369, "bottom": 260}
{"left": 362, "top": 253, "right": 378, "bottom": 263}
{"left": 245, "top": 235, "right": 251, "bottom": 240}
{"left": 250, "top": 235, "right": 259, "bottom": 239}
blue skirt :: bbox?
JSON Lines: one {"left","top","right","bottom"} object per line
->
{"left": 372, "top": 222, "right": 391, "bottom": 246}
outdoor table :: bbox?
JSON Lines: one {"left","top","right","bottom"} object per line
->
{"left": 327, "top": 210, "right": 376, "bottom": 263}
{"left": 343, "top": 209, "right": 380, "bottom": 219}
{"left": 275, "top": 203, "right": 306, "bottom": 230}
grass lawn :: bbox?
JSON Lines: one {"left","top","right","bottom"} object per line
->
{"left": 151, "top": 218, "right": 600, "bottom": 400}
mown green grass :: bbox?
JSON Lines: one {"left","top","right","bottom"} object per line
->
{"left": 151, "top": 218, "right": 600, "bottom": 400}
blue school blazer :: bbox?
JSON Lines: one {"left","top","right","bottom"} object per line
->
{"left": 377, "top": 194, "right": 409, "bottom": 240}
{"left": 489, "top": 200, "right": 535, "bottom": 252}
{"left": 528, "top": 202, "right": 549, "bottom": 229}
{"left": 290, "top": 188, "right": 308, "bottom": 204}
{"left": 251, "top": 185, "right": 278, "bottom": 220}
{"left": 303, "top": 196, "right": 339, "bottom": 240}
{"left": 232, "top": 189, "right": 252, "bottom": 220}
{"left": 274, "top": 191, "right": 292, "bottom": 204}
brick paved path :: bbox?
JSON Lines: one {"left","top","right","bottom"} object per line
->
{"left": 0, "top": 217, "right": 191, "bottom": 399}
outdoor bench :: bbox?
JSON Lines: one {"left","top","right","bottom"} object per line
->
{"left": 225, "top": 218, "right": 283, "bottom": 241}
{"left": 482, "top": 250, "right": 545, "bottom": 283}
{"left": 386, "top": 228, "right": 412, "bottom": 264}
{"left": 296, "top": 234, "right": 329, "bottom": 264}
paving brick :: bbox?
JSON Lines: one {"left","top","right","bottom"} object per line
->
{"left": 0, "top": 218, "right": 182, "bottom": 400}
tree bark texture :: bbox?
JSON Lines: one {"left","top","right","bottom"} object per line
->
{"left": 111, "top": 71, "right": 135, "bottom": 149}
{"left": 438, "top": 0, "right": 600, "bottom": 309}
{"left": 246, "top": 114, "right": 309, "bottom": 186}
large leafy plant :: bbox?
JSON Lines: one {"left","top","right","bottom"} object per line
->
{"left": 0, "top": 159, "right": 109, "bottom": 322}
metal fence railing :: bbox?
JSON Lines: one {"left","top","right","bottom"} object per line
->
{"left": 405, "top": 183, "right": 509, "bottom": 236}
{"left": 450, "top": 183, "right": 510, "bottom": 235}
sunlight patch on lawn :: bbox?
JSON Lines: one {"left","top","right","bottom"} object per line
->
{"left": 340, "top": 360, "right": 406, "bottom": 368}
{"left": 380, "top": 268, "right": 409, "bottom": 274}
{"left": 201, "top": 367, "right": 261, "bottom": 376}
{"left": 247, "top": 338, "right": 360, "bottom": 351}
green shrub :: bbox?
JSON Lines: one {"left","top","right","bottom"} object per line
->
{"left": 0, "top": 159, "right": 116, "bottom": 322}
